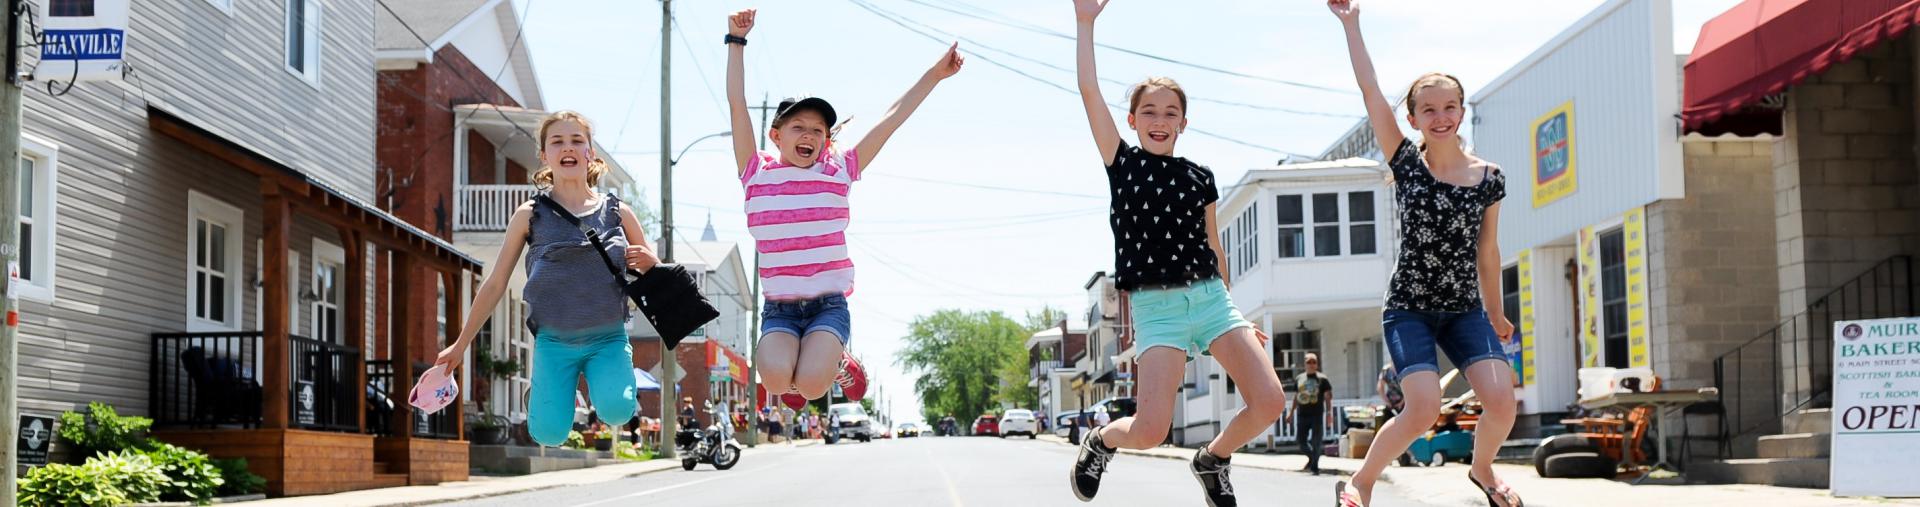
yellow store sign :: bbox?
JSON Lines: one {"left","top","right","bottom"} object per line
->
{"left": 1624, "top": 208, "right": 1650, "bottom": 368}
{"left": 1518, "top": 249, "right": 1535, "bottom": 387}
{"left": 1530, "top": 101, "right": 1578, "bottom": 208}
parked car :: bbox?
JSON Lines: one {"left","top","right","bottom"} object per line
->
{"left": 1089, "top": 397, "right": 1137, "bottom": 420}
{"left": 1053, "top": 411, "right": 1086, "bottom": 437}
{"left": 999, "top": 409, "right": 1038, "bottom": 438}
{"left": 972, "top": 414, "right": 1000, "bottom": 436}
{"left": 826, "top": 403, "right": 875, "bottom": 443}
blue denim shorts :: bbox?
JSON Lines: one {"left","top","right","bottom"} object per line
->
{"left": 1382, "top": 308, "right": 1509, "bottom": 377}
{"left": 1131, "top": 278, "right": 1254, "bottom": 360}
{"left": 761, "top": 294, "right": 851, "bottom": 345}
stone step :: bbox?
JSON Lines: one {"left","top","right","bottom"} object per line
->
{"left": 1783, "top": 409, "right": 1831, "bottom": 435}
{"left": 1757, "top": 433, "right": 1831, "bottom": 459}
{"left": 1690, "top": 458, "right": 1830, "bottom": 489}
{"left": 364, "top": 473, "right": 409, "bottom": 489}
{"left": 469, "top": 444, "right": 612, "bottom": 461}
{"left": 373, "top": 461, "right": 393, "bottom": 475}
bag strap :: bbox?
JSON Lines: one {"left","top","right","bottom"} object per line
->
{"left": 533, "top": 193, "right": 640, "bottom": 282}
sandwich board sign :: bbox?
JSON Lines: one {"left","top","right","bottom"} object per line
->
{"left": 1831, "top": 317, "right": 1920, "bottom": 498}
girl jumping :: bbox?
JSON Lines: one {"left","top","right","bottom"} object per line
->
{"left": 1331, "top": 1, "right": 1522, "bottom": 505}
{"left": 434, "top": 111, "right": 658, "bottom": 448}
{"left": 1066, "top": 2, "right": 1283, "bottom": 506}
{"left": 724, "top": 8, "right": 964, "bottom": 409}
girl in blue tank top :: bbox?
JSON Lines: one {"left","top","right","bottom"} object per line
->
{"left": 433, "top": 111, "right": 660, "bottom": 447}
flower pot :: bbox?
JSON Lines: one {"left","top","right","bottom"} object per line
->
{"left": 474, "top": 426, "right": 506, "bottom": 445}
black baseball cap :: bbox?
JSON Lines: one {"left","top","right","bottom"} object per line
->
{"left": 774, "top": 96, "right": 837, "bottom": 128}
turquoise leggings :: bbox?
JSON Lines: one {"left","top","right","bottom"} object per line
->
{"left": 528, "top": 325, "right": 637, "bottom": 447}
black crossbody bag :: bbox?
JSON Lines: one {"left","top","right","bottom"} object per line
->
{"left": 532, "top": 194, "right": 717, "bottom": 349}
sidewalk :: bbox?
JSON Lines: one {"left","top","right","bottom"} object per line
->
{"left": 1037, "top": 435, "right": 1917, "bottom": 506}
{"left": 237, "top": 439, "right": 820, "bottom": 507}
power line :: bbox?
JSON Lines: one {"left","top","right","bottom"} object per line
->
{"left": 846, "top": 0, "right": 1316, "bottom": 159}
{"left": 671, "top": 13, "right": 726, "bottom": 116}
{"left": 859, "top": 1, "right": 1358, "bottom": 120}
{"left": 374, "top": 0, "right": 542, "bottom": 199}
{"left": 902, "top": 0, "right": 1356, "bottom": 96}
{"left": 865, "top": 173, "right": 1106, "bottom": 200}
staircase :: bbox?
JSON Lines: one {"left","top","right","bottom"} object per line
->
{"left": 1698, "top": 256, "right": 1914, "bottom": 488}
{"left": 1692, "top": 409, "right": 1831, "bottom": 488}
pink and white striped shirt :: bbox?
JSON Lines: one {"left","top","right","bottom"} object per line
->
{"left": 741, "top": 148, "right": 861, "bottom": 300}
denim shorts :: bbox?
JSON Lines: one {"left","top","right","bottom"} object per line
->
{"left": 1382, "top": 308, "right": 1509, "bottom": 377}
{"left": 1131, "top": 278, "right": 1254, "bottom": 359}
{"left": 761, "top": 294, "right": 851, "bottom": 345}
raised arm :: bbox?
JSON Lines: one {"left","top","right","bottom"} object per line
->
{"left": 1330, "top": 1, "right": 1406, "bottom": 154}
{"left": 853, "top": 43, "right": 964, "bottom": 170}
{"left": 434, "top": 205, "right": 534, "bottom": 372}
{"left": 1075, "top": 0, "right": 1122, "bottom": 165}
{"left": 727, "top": 9, "right": 758, "bottom": 176}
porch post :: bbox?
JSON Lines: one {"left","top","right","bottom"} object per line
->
{"left": 442, "top": 268, "right": 465, "bottom": 440}
{"left": 343, "top": 229, "right": 368, "bottom": 433}
{"left": 262, "top": 184, "right": 292, "bottom": 430}
{"left": 389, "top": 251, "right": 415, "bottom": 439}
{"left": 374, "top": 249, "right": 390, "bottom": 361}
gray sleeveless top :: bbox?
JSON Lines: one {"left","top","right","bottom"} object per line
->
{"left": 522, "top": 193, "right": 631, "bottom": 336}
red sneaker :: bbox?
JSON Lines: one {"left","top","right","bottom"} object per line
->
{"left": 835, "top": 352, "right": 868, "bottom": 401}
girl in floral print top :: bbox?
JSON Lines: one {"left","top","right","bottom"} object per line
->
{"left": 1331, "top": 1, "right": 1524, "bottom": 507}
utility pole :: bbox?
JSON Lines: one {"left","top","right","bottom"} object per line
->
{"left": 2, "top": 0, "right": 25, "bottom": 500}
{"left": 656, "top": 0, "right": 677, "bottom": 460}
{"left": 744, "top": 95, "right": 772, "bottom": 447}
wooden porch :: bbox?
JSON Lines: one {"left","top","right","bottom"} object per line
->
{"left": 146, "top": 107, "right": 483, "bottom": 497}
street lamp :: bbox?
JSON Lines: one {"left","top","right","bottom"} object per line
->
{"left": 671, "top": 131, "right": 733, "bottom": 167}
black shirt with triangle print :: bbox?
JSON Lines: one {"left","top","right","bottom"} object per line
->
{"left": 1103, "top": 141, "right": 1221, "bottom": 292}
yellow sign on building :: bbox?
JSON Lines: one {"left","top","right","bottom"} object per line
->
{"left": 1518, "top": 249, "right": 1535, "bottom": 387}
{"left": 1624, "top": 207, "right": 1650, "bottom": 368}
{"left": 1578, "top": 226, "right": 1602, "bottom": 368}
{"left": 1530, "top": 101, "right": 1578, "bottom": 208}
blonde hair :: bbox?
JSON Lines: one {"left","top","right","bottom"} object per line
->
{"left": 1402, "top": 72, "right": 1467, "bottom": 151}
{"left": 531, "top": 110, "right": 608, "bottom": 189}
{"left": 1127, "top": 77, "right": 1188, "bottom": 115}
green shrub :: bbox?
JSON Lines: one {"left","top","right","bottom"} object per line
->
{"left": 144, "top": 442, "right": 225, "bottom": 503}
{"left": 57, "top": 402, "right": 154, "bottom": 458}
{"left": 19, "top": 463, "right": 130, "bottom": 507}
{"left": 213, "top": 458, "right": 267, "bottom": 496}
{"left": 563, "top": 430, "right": 587, "bottom": 450}
{"left": 613, "top": 442, "right": 654, "bottom": 462}
{"left": 88, "top": 451, "right": 170, "bottom": 503}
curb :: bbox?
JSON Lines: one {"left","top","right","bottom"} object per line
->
{"left": 383, "top": 460, "right": 684, "bottom": 507}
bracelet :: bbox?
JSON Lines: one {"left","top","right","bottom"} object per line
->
{"left": 724, "top": 34, "right": 748, "bottom": 46}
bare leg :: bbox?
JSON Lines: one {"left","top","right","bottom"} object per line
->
{"left": 1348, "top": 370, "right": 1443, "bottom": 505}
{"left": 791, "top": 330, "right": 846, "bottom": 400}
{"left": 1463, "top": 359, "right": 1520, "bottom": 506}
{"left": 755, "top": 332, "right": 800, "bottom": 395}
{"left": 1202, "top": 327, "right": 1287, "bottom": 457}
{"left": 1097, "top": 347, "right": 1186, "bottom": 450}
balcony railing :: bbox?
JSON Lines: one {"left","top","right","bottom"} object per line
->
{"left": 151, "top": 332, "right": 361, "bottom": 433}
{"left": 455, "top": 184, "right": 539, "bottom": 232}
{"left": 1031, "top": 360, "right": 1062, "bottom": 380}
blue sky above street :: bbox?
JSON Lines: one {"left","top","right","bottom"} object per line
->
{"left": 515, "top": 0, "right": 1742, "bottom": 425}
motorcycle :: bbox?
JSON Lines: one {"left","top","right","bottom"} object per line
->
{"left": 676, "top": 403, "right": 742, "bottom": 471}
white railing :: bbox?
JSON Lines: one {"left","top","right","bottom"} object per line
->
{"left": 456, "top": 185, "right": 539, "bottom": 232}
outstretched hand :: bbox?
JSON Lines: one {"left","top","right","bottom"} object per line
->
{"left": 930, "top": 43, "right": 966, "bottom": 80}
{"left": 728, "top": 9, "right": 756, "bottom": 37}
{"left": 1328, "top": 0, "right": 1360, "bottom": 22}
{"left": 1073, "top": 0, "right": 1108, "bottom": 23}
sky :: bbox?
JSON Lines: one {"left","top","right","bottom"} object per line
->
{"left": 515, "top": 0, "right": 1744, "bottom": 426}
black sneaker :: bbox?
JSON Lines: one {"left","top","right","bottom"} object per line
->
{"left": 1070, "top": 430, "right": 1116, "bottom": 501}
{"left": 1190, "top": 447, "right": 1237, "bottom": 507}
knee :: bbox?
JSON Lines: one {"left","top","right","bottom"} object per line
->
{"left": 1477, "top": 388, "right": 1516, "bottom": 415}
{"left": 1244, "top": 392, "right": 1288, "bottom": 422}
{"left": 1399, "top": 400, "right": 1442, "bottom": 428}
{"left": 530, "top": 417, "right": 571, "bottom": 447}
{"left": 796, "top": 377, "right": 831, "bottom": 400}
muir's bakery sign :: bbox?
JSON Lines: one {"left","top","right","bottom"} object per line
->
{"left": 1832, "top": 318, "right": 1920, "bottom": 498}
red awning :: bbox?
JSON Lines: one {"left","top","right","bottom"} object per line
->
{"left": 1683, "top": 0, "right": 1920, "bottom": 133}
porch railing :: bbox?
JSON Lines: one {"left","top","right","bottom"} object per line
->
{"left": 366, "top": 360, "right": 460, "bottom": 439}
{"left": 455, "top": 184, "right": 538, "bottom": 232}
{"left": 151, "top": 332, "right": 361, "bottom": 432}
{"left": 1710, "top": 255, "right": 1915, "bottom": 456}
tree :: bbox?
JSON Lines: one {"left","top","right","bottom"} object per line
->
{"left": 896, "top": 310, "right": 1034, "bottom": 422}
{"left": 1024, "top": 306, "right": 1068, "bottom": 332}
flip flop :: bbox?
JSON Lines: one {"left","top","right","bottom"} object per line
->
{"left": 1469, "top": 474, "right": 1524, "bottom": 507}
{"left": 1334, "top": 480, "right": 1364, "bottom": 507}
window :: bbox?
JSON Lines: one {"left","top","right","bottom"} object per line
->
{"left": 50, "top": 0, "right": 94, "bottom": 17}
{"left": 1312, "top": 193, "right": 1341, "bottom": 256}
{"left": 203, "top": 0, "right": 233, "bottom": 15}
{"left": 1277, "top": 195, "right": 1305, "bottom": 258}
{"left": 188, "top": 192, "right": 244, "bottom": 331}
{"left": 284, "top": 0, "right": 321, "bottom": 85}
{"left": 1186, "top": 359, "right": 1210, "bottom": 399}
{"left": 1273, "top": 328, "right": 1321, "bottom": 389}
{"left": 312, "top": 240, "right": 345, "bottom": 344}
{"left": 1278, "top": 191, "right": 1380, "bottom": 258}
{"left": 1227, "top": 204, "right": 1258, "bottom": 278}
{"left": 1349, "top": 191, "right": 1377, "bottom": 255}
{"left": 15, "top": 136, "right": 59, "bottom": 303}
{"left": 1502, "top": 264, "right": 1524, "bottom": 387}
{"left": 1600, "top": 229, "right": 1628, "bottom": 368}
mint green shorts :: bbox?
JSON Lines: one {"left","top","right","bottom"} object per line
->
{"left": 1130, "top": 278, "right": 1254, "bottom": 359}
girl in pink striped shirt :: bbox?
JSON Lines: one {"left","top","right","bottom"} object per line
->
{"left": 723, "top": 8, "right": 964, "bottom": 410}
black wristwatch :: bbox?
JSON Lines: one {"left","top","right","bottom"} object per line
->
{"left": 724, "top": 34, "right": 748, "bottom": 46}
